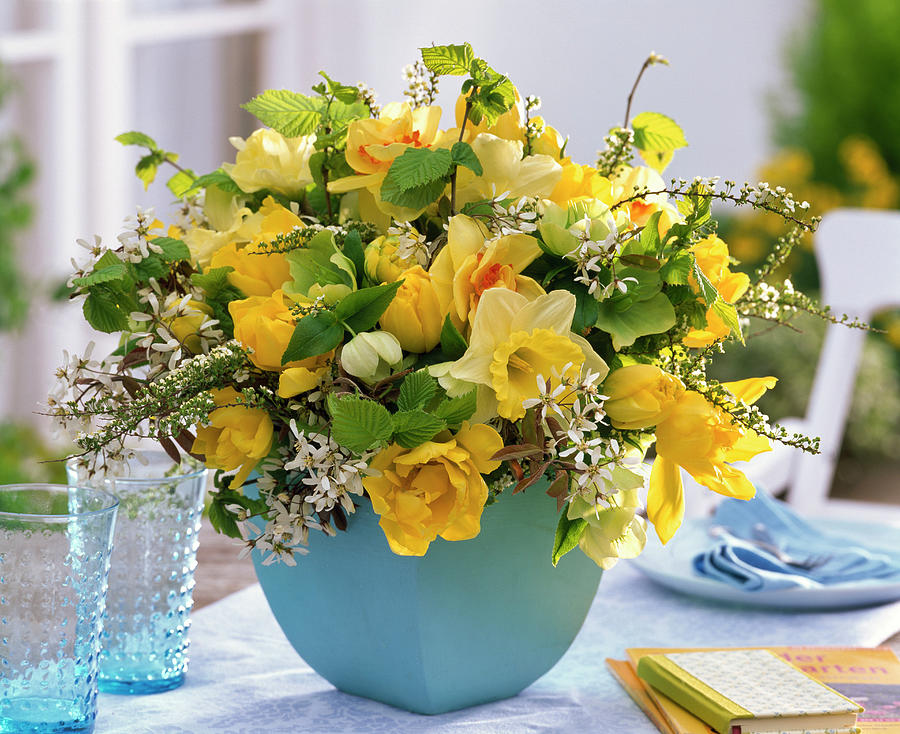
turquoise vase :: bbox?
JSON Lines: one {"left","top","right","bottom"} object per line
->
{"left": 250, "top": 484, "right": 603, "bottom": 714}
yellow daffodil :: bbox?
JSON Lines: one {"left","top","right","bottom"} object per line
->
{"left": 547, "top": 161, "right": 612, "bottom": 205}
{"left": 648, "top": 377, "right": 777, "bottom": 543}
{"left": 223, "top": 128, "right": 316, "bottom": 198}
{"left": 452, "top": 134, "right": 562, "bottom": 209}
{"left": 229, "top": 290, "right": 334, "bottom": 398}
{"left": 363, "top": 422, "right": 503, "bottom": 556}
{"left": 328, "top": 102, "right": 443, "bottom": 220}
{"left": 192, "top": 387, "right": 274, "bottom": 489}
{"left": 430, "top": 214, "right": 544, "bottom": 332}
{"left": 603, "top": 365, "right": 685, "bottom": 430}
{"left": 379, "top": 266, "right": 446, "bottom": 353}
{"left": 606, "top": 165, "right": 681, "bottom": 233}
{"left": 449, "top": 288, "right": 608, "bottom": 421}
{"left": 682, "top": 235, "right": 751, "bottom": 348}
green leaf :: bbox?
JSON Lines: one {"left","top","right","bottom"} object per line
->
{"left": 640, "top": 148, "right": 674, "bottom": 174}
{"left": 391, "top": 410, "right": 446, "bottom": 449}
{"left": 191, "top": 266, "right": 235, "bottom": 298}
{"left": 185, "top": 169, "right": 244, "bottom": 195}
{"left": 552, "top": 512, "right": 588, "bottom": 567}
{"left": 242, "top": 90, "right": 324, "bottom": 137}
{"left": 631, "top": 112, "right": 688, "bottom": 152}
{"left": 711, "top": 299, "right": 744, "bottom": 343}
{"left": 341, "top": 229, "right": 366, "bottom": 282}
{"left": 397, "top": 370, "right": 438, "bottom": 412}
{"left": 636, "top": 210, "right": 663, "bottom": 256}
{"left": 166, "top": 169, "right": 196, "bottom": 198}
{"left": 72, "top": 263, "right": 126, "bottom": 288}
{"left": 384, "top": 147, "right": 453, "bottom": 191}
{"left": 692, "top": 261, "right": 719, "bottom": 307}
{"left": 328, "top": 99, "right": 370, "bottom": 124}
{"left": 594, "top": 292, "right": 677, "bottom": 350}
{"left": 318, "top": 71, "right": 361, "bottom": 104}
{"left": 440, "top": 314, "right": 468, "bottom": 360}
{"left": 433, "top": 390, "right": 477, "bottom": 426}
{"left": 380, "top": 175, "right": 447, "bottom": 210}
{"left": 152, "top": 236, "right": 191, "bottom": 262}
{"left": 115, "top": 131, "right": 157, "bottom": 149}
{"left": 135, "top": 152, "right": 162, "bottom": 190}
{"left": 558, "top": 281, "right": 600, "bottom": 335}
{"left": 207, "top": 489, "right": 266, "bottom": 539}
{"left": 420, "top": 43, "right": 475, "bottom": 75}
{"left": 450, "top": 141, "right": 483, "bottom": 175}
{"left": 334, "top": 281, "right": 403, "bottom": 333}
{"left": 328, "top": 395, "right": 393, "bottom": 453}
{"left": 82, "top": 286, "right": 131, "bottom": 333}
{"left": 659, "top": 250, "right": 694, "bottom": 285}
{"left": 285, "top": 229, "right": 356, "bottom": 295}
{"left": 132, "top": 255, "right": 167, "bottom": 281}
{"left": 282, "top": 311, "right": 344, "bottom": 364}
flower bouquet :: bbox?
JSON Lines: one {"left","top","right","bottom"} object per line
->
{"left": 51, "top": 44, "right": 848, "bottom": 712}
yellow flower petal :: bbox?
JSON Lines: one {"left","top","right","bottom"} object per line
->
{"left": 648, "top": 455, "right": 684, "bottom": 544}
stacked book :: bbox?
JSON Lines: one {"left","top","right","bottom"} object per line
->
{"left": 607, "top": 646, "right": 900, "bottom": 734}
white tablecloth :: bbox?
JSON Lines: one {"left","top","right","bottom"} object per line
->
{"left": 94, "top": 563, "right": 900, "bottom": 733}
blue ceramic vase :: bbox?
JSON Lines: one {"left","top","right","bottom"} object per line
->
{"left": 251, "top": 484, "right": 603, "bottom": 714}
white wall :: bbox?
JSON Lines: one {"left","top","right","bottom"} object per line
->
{"left": 0, "top": 0, "right": 809, "bottom": 432}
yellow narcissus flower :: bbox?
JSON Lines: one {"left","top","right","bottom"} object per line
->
{"left": 229, "top": 290, "right": 333, "bottom": 398}
{"left": 363, "top": 233, "right": 418, "bottom": 284}
{"left": 208, "top": 197, "right": 303, "bottom": 297}
{"left": 363, "top": 422, "right": 503, "bottom": 556}
{"left": 547, "top": 161, "right": 612, "bottom": 206}
{"left": 430, "top": 214, "right": 544, "bottom": 332}
{"left": 607, "top": 165, "right": 681, "bottom": 233}
{"left": 537, "top": 198, "right": 618, "bottom": 258}
{"left": 192, "top": 386, "right": 274, "bottom": 490}
{"left": 379, "top": 266, "right": 445, "bottom": 353}
{"left": 223, "top": 128, "right": 316, "bottom": 198}
{"left": 449, "top": 289, "right": 608, "bottom": 421}
{"left": 169, "top": 299, "right": 214, "bottom": 354}
{"left": 682, "top": 235, "right": 751, "bottom": 348}
{"left": 452, "top": 134, "right": 562, "bottom": 209}
{"left": 603, "top": 365, "right": 685, "bottom": 430}
{"left": 328, "top": 102, "right": 443, "bottom": 220}
{"left": 648, "top": 377, "right": 777, "bottom": 544}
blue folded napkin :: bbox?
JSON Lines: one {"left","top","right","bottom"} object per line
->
{"left": 692, "top": 491, "right": 900, "bottom": 591}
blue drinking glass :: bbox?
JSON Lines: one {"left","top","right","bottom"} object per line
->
{"left": 67, "top": 452, "right": 207, "bottom": 694}
{"left": 0, "top": 484, "right": 118, "bottom": 733}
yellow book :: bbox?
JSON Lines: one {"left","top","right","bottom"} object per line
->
{"left": 613, "top": 646, "right": 900, "bottom": 734}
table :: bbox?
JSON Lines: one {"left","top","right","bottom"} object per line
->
{"left": 93, "top": 562, "right": 900, "bottom": 733}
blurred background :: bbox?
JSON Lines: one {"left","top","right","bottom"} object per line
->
{"left": 0, "top": 0, "right": 895, "bottom": 504}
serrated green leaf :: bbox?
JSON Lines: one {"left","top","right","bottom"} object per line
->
{"left": 135, "top": 152, "right": 162, "bottom": 190}
{"left": 692, "top": 261, "right": 719, "bottom": 307}
{"left": 282, "top": 311, "right": 343, "bottom": 363}
{"left": 397, "top": 370, "right": 438, "bottom": 412}
{"left": 72, "top": 263, "right": 126, "bottom": 288}
{"left": 328, "top": 98, "right": 370, "bottom": 124}
{"left": 433, "top": 390, "right": 477, "bottom": 426}
{"left": 552, "top": 512, "right": 588, "bottom": 566}
{"left": 659, "top": 251, "right": 694, "bottom": 285}
{"left": 191, "top": 266, "right": 234, "bottom": 298}
{"left": 631, "top": 112, "right": 688, "bottom": 153}
{"left": 380, "top": 175, "right": 447, "bottom": 210}
{"left": 152, "top": 236, "right": 191, "bottom": 262}
{"left": 384, "top": 147, "right": 453, "bottom": 191}
{"left": 166, "top": 170, "right": 196, "bottom": 198}
{"left": 450, "top": 141, "right": 483, "bottom": 175}
{"left": 82, "top": 286, "right": 131, "bottom": 333}
{"left": 439, "top": 314, "right": 468, "bottom": 360}
{"left": 185, "top": 169, "right": 244, "bottom": 195}
{"left": 420, "top": 43, "right": 474, "bottom": 75}
{"left": 242, "top": 90, "right": 324, "bottom": 137}
{"left": 328, "top": 395, "right": 393, "bottom": 453}
{"left": 334, "top": 281, "right": 402, "bottom": 333}
{"left": 595, "top": 292, "right": 677, "bottom": 350}
{"left": 391, "top": 410, "right": 446, "bottom": 448}
{"left": 711, "top": 299, "right": 744, "bottom": 343}
{"left": 132, "top": 255, "right": 167, "bottom": 281}
{"left": 115, "top": 131, "right": 157, "bottom": 149}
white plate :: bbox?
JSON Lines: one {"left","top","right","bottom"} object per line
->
{"left": 631, "top": 517, "right": 900, "bottom": 610}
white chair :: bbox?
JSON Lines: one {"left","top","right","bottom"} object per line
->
{"left": 740, "top": 208, "right": 900, "bottom": 525}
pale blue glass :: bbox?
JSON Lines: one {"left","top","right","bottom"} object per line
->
{"left": 0, "top": 484, "right": 118, "bottom": 733}
{"left": 67, "top": 453, "right": 206, "bottom": 695}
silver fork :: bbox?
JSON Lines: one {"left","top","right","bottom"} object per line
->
{"left": 708, "top": 524, "right": 833, "bottom": 571}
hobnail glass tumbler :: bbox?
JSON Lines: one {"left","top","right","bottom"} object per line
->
{"left": 66, "top": 452, "right": 207, "bottom": 694}
{"left": 0, "top": 484, "right": 118, "bottom": 734}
